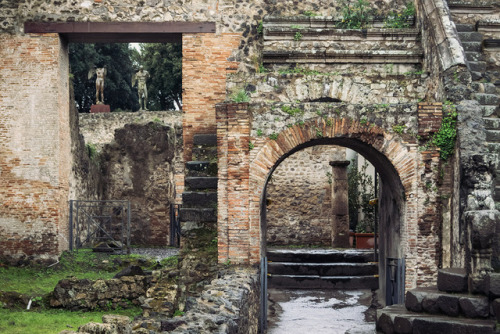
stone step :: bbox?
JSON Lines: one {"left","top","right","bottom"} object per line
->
{"left": 486, "top": 142, "right": 500, "bottom": 154}
{"left": 185, "top": 177, "right": 218, "bottom": 190}
{"left": 481, "top": 105, "right": 499, "bottom": 117}
{"left": 468, "top": 60, "right": 487, "bottom": 73}
{"left": 465, "top": 51, "right": 484, "bottom": 62}
{"left": 483, "top": 117, "right": 500, "bottom": 130}
{"left": 462, "top": 41, "right": 482, "bottom": 52}
{"left": 377, "top": 304, "right": 496, "bottom": 334}
{"left": 486, "top": 129, "right": 500, "bottom": 142}
{"left": 458, "top": 31, "right": 483, "bottom": 42}
{"left": 186, "top": 161, "right": 218, "bottom": 177}
{"left": 193, "top": 133, "right": 217, "bottom": 146}
{"left": 192, "top": 146, "right": 217, "bottom": 162}
{"left": 179, "top": 208, "right": 216, "bottom": 222}
{"left": 455, "top": 24, "right": 476, "bottom": 32}
{"left": 472, "top": 82, "right": 497, "bottom": 94}
{"left": 471, "top": 71, "right": 484, "bottom": 81}
{"left": 267, "top": 262, "right": 378, "bottom": 276}
{"left": 474, "top": 93, "right": 500, "bottom": 105}
{"left": 437, "top": 268, "right": 468, "bottom": 293}
{"left": 267, "top": 249, "right": 375, "bottom": 263}
{"left": 268, "top": 274, "right": 379, "bottom": 290}
{"left": 405, "top": 287, "right": 489, "bottom": 318}
{"left": 182, "top": 191, "right": 217, "bottom": 208}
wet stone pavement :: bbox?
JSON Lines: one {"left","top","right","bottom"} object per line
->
{"left": 267, "top": 289, "right": 377, "bottom": 334}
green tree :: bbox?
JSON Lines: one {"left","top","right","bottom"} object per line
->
{"left": 138, "top": 43, "right": 182, "bottom": 110}
{"left": 69, "top": 43, "right": 139, "bottom": 112}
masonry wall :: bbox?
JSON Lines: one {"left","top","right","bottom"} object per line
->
{"left": 266, "top": 146, "right": 345, "bottom": 246}
{"left": 0, "top": 33, "right": 70, "bottom": 263}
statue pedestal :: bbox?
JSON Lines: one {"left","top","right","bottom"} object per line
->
{"left": 90, "top": 104, "right": 110, "bottom": 113}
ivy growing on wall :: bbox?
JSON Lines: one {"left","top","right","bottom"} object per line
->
{"left": 432, "top": 101, "right": 457, "bottom": 161}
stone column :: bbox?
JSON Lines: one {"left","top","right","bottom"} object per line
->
{"left": 329, "top": 160, "right": 350, "bottom": 248}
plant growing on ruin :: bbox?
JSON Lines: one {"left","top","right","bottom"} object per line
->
{"left": 432, "top": 101, "right": 457, "bottom": 160}
{"left": 256, "top": 129, "right": 264, "bottom": 137}
{"left": 303, "top": 10, "right": 318, "bottom": 17}
{"left": 294, "top": 31, "right": 303, "bottom": 41}
{"left": 269, "top": 133, "right": 279, "bottom": 140}
{"left": 281, "top": 105, "right": 304, "bottom": 117}
{"left": 384, "top": 2, "right": 415, "bottom": 28}
{"left": 249, "top": 141, "right": 255, "bottom": 150}
{"left": 392, "top": 124, "right": 406, "bottom": 134}
{"left": 86, "top": 143, "right": 99, "bottom": 163}
{"left": 337, "top": 0, "right": 371, "bottom": 29}
{"left": 231, "top": 89, "right": 250, "bottom": 103}
{"left": 257, "top": 21, "right": 264, "bottom": 35}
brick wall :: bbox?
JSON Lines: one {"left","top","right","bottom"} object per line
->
{"left": 182, "top": 33, "right": 240, "bottom": 161}
{"left": 0, "top": 33, "right": 70, "bottom": 263}
{"left": 217, "top": 102, "right": 452, "bottom": 291}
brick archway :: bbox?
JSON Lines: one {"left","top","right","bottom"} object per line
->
{"left": 217, "top": 103, "right": 432, "bottom": 292}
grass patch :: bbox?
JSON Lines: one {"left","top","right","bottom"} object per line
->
{"left": 0, "top": 307, "right": 141, "bottom": 334}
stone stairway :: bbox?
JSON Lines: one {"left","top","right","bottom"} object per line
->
{"left": 456, "top": 24, "right": 500, "bottom": 201}
{"left": 179, "top": 134, "right": 218, "bottom": 248}
{"left": 267, "top": 248, "right": 379, "bottom": 290}
{"left": 377, "top": 268, "right": 499, "bottom": 333}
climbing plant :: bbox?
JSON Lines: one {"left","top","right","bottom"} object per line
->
{"left": 432, "top": 101, "right": 457, "bottom": 161}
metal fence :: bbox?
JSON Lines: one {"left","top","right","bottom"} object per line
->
{"left": 69, "top": 200, "right": 131, "bottom": 253}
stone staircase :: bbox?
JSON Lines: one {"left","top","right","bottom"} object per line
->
{"left": 267, "top": 248, "right": 379, "bottom": 290}
{"left": 377, "top": 268, "right": 499, "bottom": 333}
{"left": 456, "top": 23, "right": 500, "bottom": 202}
{"left": 179, "top": 134, "right": 218, "bottom": 248}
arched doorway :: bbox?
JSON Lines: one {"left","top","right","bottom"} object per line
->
{"left": 259, "top": 137, "right": 407, "bottom": 306}
{"left": 216, "top": 105, "right": 426, "bottom": 303}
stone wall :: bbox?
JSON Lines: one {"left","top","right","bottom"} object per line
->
{"left": 266, "top": 146, "right": 345, "bottom": 246}
{"left": 228, "top": 68, "right": 427, "bottom": 106}
{"left": 50, "top": 275, "right": 151, "bottom": 311}
{"left": 0, "top": 33, "right": 70, "bottom": 264}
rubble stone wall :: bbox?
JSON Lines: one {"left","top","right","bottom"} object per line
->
{"left": 266, "top": 146, "right": 345, "bottom": 246}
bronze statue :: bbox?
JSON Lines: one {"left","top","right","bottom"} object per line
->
{"left": 88, "top": 66, "right": 107, "bottom": 104}
{"left": 132, "top": 66, "right": 150, "bottom": 111}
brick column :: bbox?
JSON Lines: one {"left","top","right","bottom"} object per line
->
{"left": 329, "top": 160, "right": 351, "bottom": 248}
{"left": 217, "top": 102, "right": 251, "bottom": 264}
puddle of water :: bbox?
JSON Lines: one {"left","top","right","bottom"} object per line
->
{"left": 267, "top": 289, "right": 376, "bottom": 334}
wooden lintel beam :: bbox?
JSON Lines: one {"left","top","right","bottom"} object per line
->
{"left": 24, "top": 21, "right": 215, "bottom": 35}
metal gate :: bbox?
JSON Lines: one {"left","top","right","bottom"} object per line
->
{"left": 259, "top": 256, "right": 268, "bottom": 333}
{"left": 69, "top": 200, "right": 130, "bottom": 253}
{"left": 386, "top": 257, "right": 405, "bottom": 305}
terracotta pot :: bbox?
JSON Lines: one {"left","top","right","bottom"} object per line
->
{"left": 355, "top": 233, "right": 377, "bottom": 249}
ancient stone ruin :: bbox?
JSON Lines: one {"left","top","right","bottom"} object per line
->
{"left": 1, "top": 0, "right": 500, "bottom": 332}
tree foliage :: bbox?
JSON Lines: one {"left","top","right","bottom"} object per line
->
{"left": 138, "top": 43, "right": 182, "bottom": 111}
{"left": 69, "top": 43, "right": 139, "bottom": 112}
{"left": 348, "top": 159, "right": 376, "bottom": 232}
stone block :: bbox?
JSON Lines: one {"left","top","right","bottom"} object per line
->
{"left": 90, "top": 104, "right": 110, "bottom": 113}
{"left": 485, "top": 273, "right": 500, "bottom": 298}
{"left": 459, "top": 296, "right": 489, "bottom": 318}
{"left": 437, "top": 295, "right": 460, "bottom": 317}
{"left": 437, "top": 268, "right": 468, "bottom": 293}
{"left": 491, "top": 298, "right": 500, "bottom": 321}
